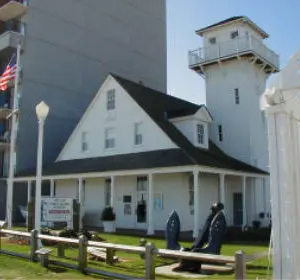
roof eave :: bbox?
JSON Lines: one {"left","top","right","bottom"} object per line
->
{"left": 195, "top": 17, "right": 269, "bottom": 39}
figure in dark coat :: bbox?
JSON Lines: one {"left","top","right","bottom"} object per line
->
{"left": 173, "top": 202, "right": 227, "bottom": 273}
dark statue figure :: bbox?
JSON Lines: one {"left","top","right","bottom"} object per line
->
{"left": 167, "top": 202, "right": 227, "bottom": 273}
{"left": 165, "top": 210, "right": 181, "bottom": 250}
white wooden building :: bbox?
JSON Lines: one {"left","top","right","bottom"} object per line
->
{"left": 15, "top": 74, "right": 268, "bottom": 236}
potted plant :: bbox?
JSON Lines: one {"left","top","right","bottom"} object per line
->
{"left": 101, "top": 206, "right": 116, "bottom": 233}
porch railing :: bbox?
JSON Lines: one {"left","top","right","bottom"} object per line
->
{"left": 189, "top": 35, "right": 279, "bottom": 69}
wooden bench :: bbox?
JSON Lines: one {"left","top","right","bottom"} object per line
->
{"left": 35, "top": 248, "right": 53, "bottom": 268}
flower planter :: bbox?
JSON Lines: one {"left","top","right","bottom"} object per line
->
{"left": 103, "top": 221, "right": 116, "bottom": 233}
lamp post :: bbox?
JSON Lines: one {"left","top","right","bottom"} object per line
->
{"left": 34, "top": 101, "right": 49, "bottom": 233}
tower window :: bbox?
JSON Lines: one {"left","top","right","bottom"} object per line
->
{"left": 218, "top": 125, "right": 223, "bottom": 142}
{"left": 235, "top": 88, "right": 240, "bottom": 104}
{"left": 209, "top": 37, "right": 216, "bottom": 44}
{"left": 197, "top": 123, "right": 205, "bottom": 145}
{"left": 231, "top": 30, "right": 239, "bottom": 39}
{"left": 107, "top": 89, "right": 115, "bottom": 110}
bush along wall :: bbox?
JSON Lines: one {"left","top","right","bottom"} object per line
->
{"left": 225, "top": 226, "right": 271, "bottom": 243}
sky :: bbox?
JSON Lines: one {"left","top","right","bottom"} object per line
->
{"left": 166, "top": 0, "right": 300, "bottom": 104}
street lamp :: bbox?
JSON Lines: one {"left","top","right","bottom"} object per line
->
{"left": 34, "top": 101, "right": 49, "bottom": 234}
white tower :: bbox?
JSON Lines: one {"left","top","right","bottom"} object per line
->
{"left": 188, "top": 17, "right": 280, "bottom": 226}
{"left": 189, "top": 16, "right": 279, "bottom": 171}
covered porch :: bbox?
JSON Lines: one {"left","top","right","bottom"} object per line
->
{"left": 12, "top": 164, "right": 268, "bottom": 236}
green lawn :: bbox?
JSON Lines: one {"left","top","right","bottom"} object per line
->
{"left": 0, "top": 231, "right": 272, "bottom": 280}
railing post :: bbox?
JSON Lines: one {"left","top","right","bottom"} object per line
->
{"left": 235, "top": 250, "right": 246, "bottom": 280}
{"left": 106, "top": 248, "right": 115, "bottom": 265}
{"left": 30, "top": 229, "right": 38, "bottom": 262}
{"left": 78, "top": 235, "right": 88, "bottom": 274}
{"left": 57, "top": 243, "right": 65, "bottom": 258}
{"left": 145, "top": 242, "right": 156, "bottom": 280}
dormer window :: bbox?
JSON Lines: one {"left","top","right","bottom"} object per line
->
{"left": 231, "top": 30, "right": 239, "bottom": 39}
{"left": 107, "top": 89, "right": 115, "bottom": 110}
{"left": 209, "top": 37, "right": 216, "bottom": 44}
{"left": 197, "top": 124, "right": 205, "bottom": 145}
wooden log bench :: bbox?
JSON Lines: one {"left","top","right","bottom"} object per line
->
{"left": 35, "top": 248, "right": 53, "bottom": 268}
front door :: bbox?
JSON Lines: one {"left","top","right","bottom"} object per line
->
{"left": 233, "top": 193, "right": 243, "bottom": 226}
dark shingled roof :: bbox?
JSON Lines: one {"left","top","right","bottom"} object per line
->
{"left": 196, "top": 16, "right": 269, "bottom": 38}
{"left": 16, "top": 75, "right": 268, "bottom": 177}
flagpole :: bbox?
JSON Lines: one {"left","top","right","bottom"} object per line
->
{"left": 6, "top": 43, "right": 21, "bottom": 228}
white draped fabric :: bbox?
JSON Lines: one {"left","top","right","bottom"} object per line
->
{"left": 261, "top": 49, "right": 300, "bottom": 279}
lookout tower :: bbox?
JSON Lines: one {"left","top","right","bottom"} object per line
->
{"left": 189, "top": 16, "right": 279, "bottom": 171}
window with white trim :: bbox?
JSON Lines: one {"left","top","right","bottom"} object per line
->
{"left": 107, "top": 89, "right": 115, "bottom": 110}
{"left": 209, "top": 37, "right": 216, "bottom": 44}
{"left": 218, "top": 125, "right": 223, "bottom": 142}
{"left": 105, "top": 178, "right": 111, "bottom": 206}
{"left": 234, "top": 88, "right": 240, "bottom": 104}
{"left": 197, "top": 124, "right": 205, "bottom": 145}
{"left": 188, "top": 175, "right": 194, "bottom": 215}
{"left": 81, "top": 131, "right": 88, "bottom": 151}
{"left": 231, "top": 30, "right": 239, "bottom": 39}
{"left": 137, "top": 176, "right": 147, "bottom": 191}
{"left": 105, "top": 127, "right": 115, "bottom": 149}
{"left": 134, "top": 122, "right": 143, "bottom": 145}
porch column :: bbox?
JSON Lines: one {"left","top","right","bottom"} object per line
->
{"left": 50, "top": 179, "right": 55, "bottom": 197}
{"left": 219, "top": 173, "right": 225, "bottom": 205}
{"left": 193, "top": 168, "right": 200, "bottom": 238}
{"left": 242, "top": 176, "right": 247, "bottom": 228}
{"left": 78, "top": 178, "right": 84, "bottom": 229}
{"left": 110, "top": 176, "right": 115, "bottom": 208}
{"left": 147, "top": 173, "right": 154, "bottom": 235}
{"left": 27, "top": 181, "right": 32, "bottom": 204}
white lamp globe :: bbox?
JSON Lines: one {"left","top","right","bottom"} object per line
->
{"left": 35, "top": 101, "right": 49, "bottom": 121}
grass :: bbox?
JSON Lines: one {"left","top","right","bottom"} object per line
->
{"left": 0, "top": 230, "right": 272, "bottom": 280}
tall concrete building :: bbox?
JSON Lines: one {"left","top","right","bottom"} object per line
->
{"left": 0, "top": 0, "right": 166, "bottom": 220}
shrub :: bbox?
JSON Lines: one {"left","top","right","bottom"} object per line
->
{"left": 58, "top": 228, "right": 78, "bottom": 239}
{"left": 252, "top": 220, "right": 261, "bottom": 229}
{"left": 225, "top": 226, "right": 271, "bottom": 242}
{"left": 79, "top": 229, "right": 92, "bottom": 240}
{"left": 101, "top": 206, "right": 116, "bottom": 221}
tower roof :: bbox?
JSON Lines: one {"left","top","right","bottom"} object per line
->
{"left": 196, "top": 16, "right": 269, "bottom": 39}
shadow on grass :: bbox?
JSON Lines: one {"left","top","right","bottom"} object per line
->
{"left": 247, "top": 264, "right": 271, "bottom": 270}
{"left": 47, "top": 265, "right": 67, "bottom": 273}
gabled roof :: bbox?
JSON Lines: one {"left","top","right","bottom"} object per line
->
{"left": 112, "top": 74, "right": 267, "bottom": 174}
{"left": 17, "top": 75, "right": 267, "bottom": 177}
{"left": 196, "top": 16, "right": 269, "bottom": 39}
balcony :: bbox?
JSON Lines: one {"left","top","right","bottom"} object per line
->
{"left": 0, "top": 0, "right": 27, "bottom": 22}
{"left": 189, "top": 35, "right": 279, "bottom": 75}
{"left": 0, "top": 31, "right": 23, "bottom": 55}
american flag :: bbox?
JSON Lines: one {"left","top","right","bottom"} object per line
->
{"left": 0, "top": 54, "right": 17, "bottom": 91}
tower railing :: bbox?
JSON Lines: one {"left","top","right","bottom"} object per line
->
{"left": 189, "top": 35, "right": 279, "bottom": 70}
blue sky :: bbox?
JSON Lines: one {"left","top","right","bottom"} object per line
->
{"left": 166, "top": 0, "right": 299, "bottom": 104}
